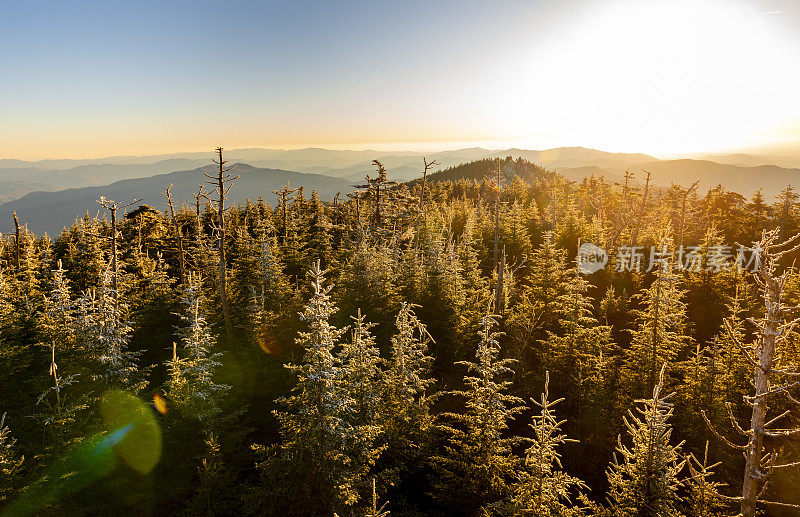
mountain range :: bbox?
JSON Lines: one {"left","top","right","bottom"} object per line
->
{"left": 3, "top": 145, "right": 800, "bottom": 234}
{"left": 0, "top": 165, "right": 352, "bottom": 235}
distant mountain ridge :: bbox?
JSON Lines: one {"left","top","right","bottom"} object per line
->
{"left": 3, "top": 146, "right": 800, "bottom": 226}
{"left": 0, "top": 164, "right": 352, "bottom": 235}
{"left": 560, "top": 159, "right": 800, "bottom": 199}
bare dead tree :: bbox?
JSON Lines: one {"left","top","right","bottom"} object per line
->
{"left": 702, "top": 228, "right": 800, "bottom": 516}
{"left": 628, "top": 169, "right": 652, "bottom": 248}
{"left": 204, "top": 147, "right": 239, "bottom": 343}
{"left": 545, "top": 181, "right": 562, "bottom": 232}
{"left": 331, "top": 191, "right": 342, "bottom": 245}
{"left": 271, "top": 182, "right": 300, "bottom": 245}
{"left": 496, "top": 246, "right": 506, "bottom": 314}
{"left": 351, "top": 160, "right": 398, "bottom": 232}
{"left": 677, "top": 181, "right": 700, "bottom": 249}
{"left": 96, "top": 196, "right": 139, "bottom": 313}
{"left": 609, "top": 170, "right": 636, "bottom": 249}
{"left": 193, "top": 184, "right": 210, "bottom": 248}
{"left": 347, "top": 191, "right": 364, "bottom": 243}
{"left": 414, "top": 157, "right": 439, "bottom": 250}
{"left": 491, "top": 162, "right": 504, "bottom": 274}
{"left": 163, "top": 184, "right": 186, "bottom": 283}
{"left": 12, "top": 211, "right": 21, "bottom": 272}
{"left": 486, "top": 163, "right": 509, "bottom": 314}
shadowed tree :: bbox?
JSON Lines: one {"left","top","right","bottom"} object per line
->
{"left": 204, "top": 147, "right": 239, "bottom": 343}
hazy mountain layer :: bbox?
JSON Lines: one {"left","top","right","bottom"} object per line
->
{"left": 0, "top": 164, "right": 352, "bottom": 235}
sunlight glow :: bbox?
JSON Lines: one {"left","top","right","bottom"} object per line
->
{"left": 489, "top": 0, "right": 800, "bottom": 155}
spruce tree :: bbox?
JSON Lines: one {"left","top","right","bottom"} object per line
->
{"left": 685, "top": 442, "right": 728, "bottom": 517}
{"left": 505, "top": 372, "right": 588, "bottom": 516}
{"left": 606, "top": 365, "right": 685, "bottom": 517}
{"left": 508, "top": 231, "right": 568, "bottom": 384}
{"left": 247, "top": 228, "right": 293, "bottom": 355}
{"left": 0, "top": 412, "right": 23, "bottom": 504}
{"left": 432, "top": 311, "right": 525, "bottom": 513}
{"left": 34, "top": 262, "right": 88, "bottom": 451}
{"left": 166, "top": 272, "right": 229, "bottom": 423}
{"left": 251, "top": 262, "right": 374, "bottom": 515}
{"left": 306, "top": 189, "right": 333, "bottom": 266}
{"left": 80, "top": 262, "right": 144, "bottom": 392}
{"left": 624, "top": 258, "right": 688, "bottom": 396}
{"left": 338, "top": 310, "right": 383, "bottom": 427}
{"left": 384, "top": 303, "right": 435, "bottom": 416}
{"left": 38, "top": 260, "right": 81, "bottom": 370}
{"left": 336, "top": 244, "right": 400, "bottom": 346}
{"left": 378, "top": 303, "right": 436, "bottom": 503}
{"left": 546, "top": 265, "right": 612, "bottom": 394}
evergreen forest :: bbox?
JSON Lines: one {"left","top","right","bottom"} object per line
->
{"left": 4, "top": 153, "right": 800, "bottom": 517}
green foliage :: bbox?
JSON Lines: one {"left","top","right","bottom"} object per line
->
{"left": 606, "top": 366, "right": 685, "bottom": 517}
{"left": 165, "top": 272, "right": 229, "bottom": 423}
{"left": 0, "top": 412, "right": 24, "bottom": 504}
{"left": 249, "top": 262, "right": 379, "bottom": 516}
{"left": 431, "top": 312, "right": 525, "bottom": 513}
{"left": 623, "top": 258, "right": 689, "bottom": 397}
{"left": 2, "top": 155, "right": 800, "bottom": 514}
{"left": 503, "top": 372, "right": 588, "bottom": 516}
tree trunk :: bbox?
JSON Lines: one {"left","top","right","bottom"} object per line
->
{"left": 741, "top": 273, "right": 780, "bottom": 517}
{"left": 215, "top": 150, "right": 233, "bottom": 343}
{"left": 110, "top": 207, "right": 119, "bottom": 314}
{"left": 164, "top": 185, "right": 186, "bottom": 283}
{"left": 495, "top": 247, "right": 505, "bottom": 314}
{"left": 12, "top": 210, "right": 20, "bottom": 272}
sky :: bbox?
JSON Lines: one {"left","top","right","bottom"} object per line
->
{"left": 3, "top": 0, "right": 800, "bottom": 160}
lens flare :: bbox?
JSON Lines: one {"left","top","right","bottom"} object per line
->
{"left": 100, "top": 390, "right": 162, "bottom": 474}
{"left": 3, "top": 391, "right": 162, "bottom": 517}
{"left": 257, "top": 328, "right": 283, "bottom": 355}
{"left": 153, "top": 393, "right": 168, "bottom": 415}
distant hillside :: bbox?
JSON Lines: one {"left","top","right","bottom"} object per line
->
{"left": 0, "top": 158, "right": 207, "bottom": 203}
{"left": 410, "top": 157, "right": 557, "bottom": 185}
{"left": 6, "top": 147, "right": 800, "bottom": 212}
{"left": 562, "top": 159, "right": 800, "bottom": 199}
{"left": 0, "top": 147, "right": 661, "bottom": 203}
{"left": 694, "top": 153, "right": 800, "bottom": 169}
{"left": 489, "top": 147, "right": 656, "bottom": 170}
{"left": 0, "top": 164, "right": 353, "bottom": 235}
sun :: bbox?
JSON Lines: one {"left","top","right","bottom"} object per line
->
{"left": 486, "top": 0, "right": 800, "bottom": 155}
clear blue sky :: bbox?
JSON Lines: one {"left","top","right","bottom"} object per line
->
{"left": 3, "top": 0, "right": 799, "bottom": 159}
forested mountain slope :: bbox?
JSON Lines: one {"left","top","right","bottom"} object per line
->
{"left": 2, "top": 156, "right": 800, "bottom": 515}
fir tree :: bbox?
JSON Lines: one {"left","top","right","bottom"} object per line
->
{"left": 432, "top": 311, "right": 525, "bottom": 513}
{"left": 508, "top": 231, "right": 568, "bottom": 384}
{"left": 546, "top": 264, "right": 612, "bottom": 394}
{"left": 378, "top": 303, "right": 436, "bottom": 503}
{"left": 306, "top": 189, "right": 333, "bottom": 266}
{"left": 0, "top": 412, "right": 23, "bottom": 504}
{"left": 685, "top": 442, "right": 728, "bottom": 517}
{"left": 247, "top": 228, "right": 293, "bottom": 355}
{"left": 166, "top": 272, "right": 229, "bottom": 423}
{"left": 624, "top": 257, "right": 688, "bottom": 396}
{"left": 606, "top": 365, "right": 685, "bottom": 517}
{"left": 384, "top": 303, "right": 435, "bottom": 415}
{"left": 34, "top": 262, "right": 88, "bottom": 450}
{"left": 336, "top": 244, "right": 400, "bottom": 346}
{"left": 188, "top": 432, "right": 237, "bottom": 516}
{"left": 250, "top": 262, "right": 375, "bottom": 515}
{"left": 504, "top": 372, "right": 588, "bottom": 516}
{"left": 338, "top": 310, "right": 383, "bottom": 427}
{"left": 81, "top": 261, "right": 144, "bottom": 392}
{"left": 34, "top": 341, "right": 88, "bottom": 454}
